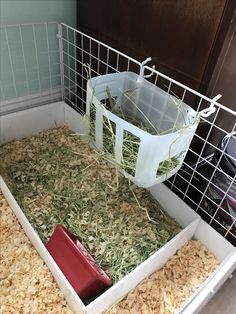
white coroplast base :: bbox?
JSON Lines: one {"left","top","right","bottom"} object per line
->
{"left": 0, "top": 102, "right": 235, "bottom": 314}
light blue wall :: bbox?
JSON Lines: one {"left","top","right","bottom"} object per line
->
{"left": 0, "top": 0, "right": 76, "bottom": 26}
{"left": 0, "top": 0, "right": 76, "bottom": 102}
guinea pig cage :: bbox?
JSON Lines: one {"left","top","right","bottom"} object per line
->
{"left": 0, "top": 22, "right": 236, "bottom": 314}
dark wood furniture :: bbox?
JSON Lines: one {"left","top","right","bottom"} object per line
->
{"left": 77, "top": 0, "right": 235, "bottom": 96}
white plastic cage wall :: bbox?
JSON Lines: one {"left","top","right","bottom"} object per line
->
{"left": 0, "top": 22, "right": 235, "bottom": 246}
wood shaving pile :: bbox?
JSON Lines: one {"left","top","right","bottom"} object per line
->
{"left": 0, "top": 192, "right": 73, "bottom": 314}
{"left": 107, "top": 240, "right": 219, "bottom": 314}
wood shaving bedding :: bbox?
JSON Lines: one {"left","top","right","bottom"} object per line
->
{"left": 107, "top": 240, "right": 219, "bottom": 314}
{"left": 0, "top": 192, "right": 73, "bottom": 314}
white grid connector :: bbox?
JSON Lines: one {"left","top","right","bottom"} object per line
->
{"left": 143, "top": 65, "right": 156, "bottom": 78}
{"left": 139, "top": 57, "right": 154, "bottom": 78}
{"left": 200, "top": 94, "right": 222, "bottom": 118}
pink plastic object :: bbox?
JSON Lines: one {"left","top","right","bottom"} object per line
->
{"left": 46, "top": 224, "right": 112, "bottom": 299}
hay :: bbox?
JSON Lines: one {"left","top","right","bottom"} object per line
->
{"left": 0, "top": 126, "right": 181, "bottom": 284}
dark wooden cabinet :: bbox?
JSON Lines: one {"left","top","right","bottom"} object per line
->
{"left": 76, "top": 0, "right": 235, "bottom": 160}
{"left": 77, "top": 0, "right": 235, "bottom": 96}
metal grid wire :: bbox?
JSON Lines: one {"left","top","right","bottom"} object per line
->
{"left": 0, "top": 22, "right": 235, "bottom": 245}
{"left": 0, "top": 22, "right": 61, "bottom": 114}
{"left": 58, "top": 23, "right": 142, "bottom": 114}
{"left": 59, "top": 23, "right": 236, "bottom": 246}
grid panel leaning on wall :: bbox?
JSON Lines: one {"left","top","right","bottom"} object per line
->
{"left": 0, "top": 22, "right": 61, "bottom": 113}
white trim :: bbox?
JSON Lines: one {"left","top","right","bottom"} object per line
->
{"left": 0, "top": 88, "right": 62, "bottom": 115}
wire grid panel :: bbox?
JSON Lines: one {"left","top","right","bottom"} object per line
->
{"left": 60, "top": 23, "right": 236, "bottom": 246}
{"left": 142, "top": 65, "right": 236, "bottom": 246}
{"left": 0, "top": 22, "right": 61, "bottom": 111}
{"left": 59, "top": 23, "right": 142, "bottom": 114}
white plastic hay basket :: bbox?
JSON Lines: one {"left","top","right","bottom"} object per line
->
{"left": 86, "top": 72, "right": 200, "bottom": 187}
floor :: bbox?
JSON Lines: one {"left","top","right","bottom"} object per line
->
{"left": 200, "top": 271, "right": 236, "bottom": 314}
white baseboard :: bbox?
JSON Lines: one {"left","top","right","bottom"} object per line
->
{"left": 0, "top": 88, "right": 62, "bottom": 115}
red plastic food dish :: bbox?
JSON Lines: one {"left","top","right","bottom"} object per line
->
{"left": 46, "top": 224, "right": 112, "bottom": 299}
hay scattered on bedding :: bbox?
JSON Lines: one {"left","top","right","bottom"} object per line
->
{"left": 0, "top": 126, "right": 181, "bottom": 283}
{"left": 0, "top": 192, "right": 73, "bottom": 314}
{"left": 107, "top": 240, "right": 219, "bottom": 314}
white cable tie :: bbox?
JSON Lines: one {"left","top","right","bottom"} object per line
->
{"left": 141, "top": 57, "right": 152, "bottom": 66}
{"left": 199, "top": 94, "right": 222, "bottom": 118}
